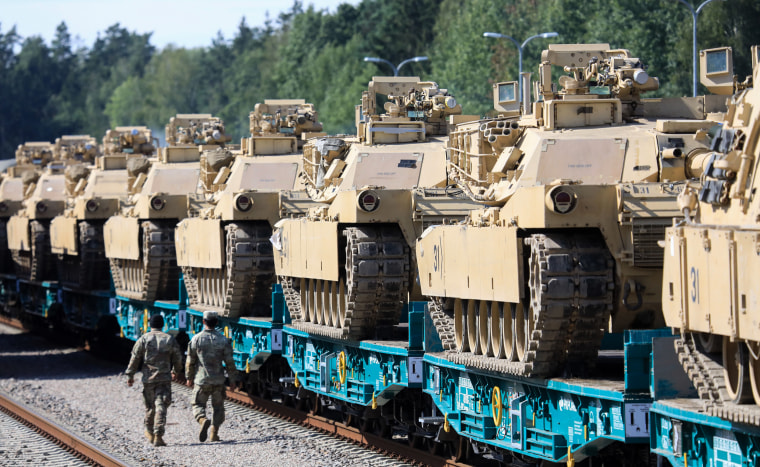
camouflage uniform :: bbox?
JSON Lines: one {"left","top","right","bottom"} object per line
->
{"left": 186, "top": 328, "right": 239, "bottom": 429}
{"left": 125, "top": 330, "right": 183, "bottom": 437}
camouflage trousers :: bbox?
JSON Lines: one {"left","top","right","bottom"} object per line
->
{"left": 191, "top": 384, "right": 225, "bottom": 427}
{"left": 142, "top": 382, "right": 172, "bottom": 436}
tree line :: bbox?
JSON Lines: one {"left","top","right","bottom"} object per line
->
{"left": 0, "top": 0, "right": 758, "bottom": 158}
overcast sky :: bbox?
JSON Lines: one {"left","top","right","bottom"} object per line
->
{"left": 1, "top": 0, "right": 356, "bottom": 49}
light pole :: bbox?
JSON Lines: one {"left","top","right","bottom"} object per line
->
{"left": 363, "top": 56, "right": 429, "bottom": 76}
{"left": 677, "top": 0, "right": 724, "bottom": 97}
{"left": 483, "top": 31, "right": 558, "bottom": 100}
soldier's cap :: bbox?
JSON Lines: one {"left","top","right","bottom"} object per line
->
{"left": 149, "top": 314, "right": 164, "bottom": 329}
{"left": 203, "top": 311, "right": 218, "bottom": 321}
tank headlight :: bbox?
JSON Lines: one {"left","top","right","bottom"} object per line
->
{"left": 36, "top": 201, "right": 47, "bottom": 213}
{"left": 0, "top": 202, "right": 6, "bottom": 212}
{"left": 234, "top": 194, "right": 253, "bottom": 212}
{"left": 150, "top": 196, "right": 165, "bottom": 211}
{"left": 357, "top": 190, "right": 380, "bottom": 213}
{"left": 85, "top": 199, "right": 99, "bottom": 212}
{"left": 445, "top": 97, "right": 457, "bottom": 109}
{"left": 545, "top": 186, "right": 576, "bottom": 214}
{"left": 633, "top": 69, "right": 649, "bottom": 85}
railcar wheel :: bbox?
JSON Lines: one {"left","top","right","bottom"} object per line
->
{"left": 454, "top": 299, "right": 468, "bottom": 352}
{"left": 723, "top": 337, "right": 753, "bottom": 403}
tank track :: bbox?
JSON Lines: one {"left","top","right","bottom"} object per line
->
{"left": 11, "top": 220, "right": 53, "bottom": 282}
{"left": 0, "top": 219, "right": 9, "bottom": 274}
{"left": 281, "top": 225, "right": 410, "bottom": 340}
{"left": 56, "top": 221, "right": 110, "bottom": 290}
{"left": 183, "top": 222, "right": 274, "bottom": 317}
{"left": 109, "top": 220, "right": 178, "bottom": 301}
{"left": 675, "top": 335, "right": 760, "bottom": 425}
{"left": 436, "top": 232, "right": 613, "bottom": 377}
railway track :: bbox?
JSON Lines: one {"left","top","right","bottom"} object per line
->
{"left": 0, "top": 389, "right": 126, "bottom": 466}
{"left": 222, "top": 387, "right": 473, "bottom": 467}
{"left": 0, "top": 317, "right": 475, "bottom": 466}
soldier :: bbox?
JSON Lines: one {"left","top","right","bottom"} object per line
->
{"left": 125, "top": 314, "right": 184, "bottom": 447}
{"left": 185, "top": 310, "right": 240, "bottom": 442}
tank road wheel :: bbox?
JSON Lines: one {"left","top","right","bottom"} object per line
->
{"left": 335, "top": 278, "right": 347, "bottom": 329}
{"left": 723, "top": 337, "right": 753, "bottom": 404}
{"left": 477, "top": 301, "right": 491, "bottom": 356}
{"left": 513, "top": 301, "right": 532, "bottom": 363}
{"left": 696, "top": 332, "right": 722, "bottom": 354}
{"left": 454, "top": 299, "right": 469, "bottom": 352}
{"left": 748, "top": 342, "right": 760, "bottom": 406}
{"left": 467, "top": 300, "right": 482, "bottom": 355}
{"left": 488, "top": 301, "right": 505, "bottom": 359}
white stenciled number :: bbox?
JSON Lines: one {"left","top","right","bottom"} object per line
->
{"left": 690, "top": 267, "right": 699, "bottom": 304}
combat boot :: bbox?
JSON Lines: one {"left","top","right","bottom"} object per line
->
{"left": 144, "top": 430, "right": 154, "bottom": 443}
{"left": 198, "top": 417, "right": 210, "bottom": 442}
{"left": 209, "top": 425, "right": 220, "bottom": 442}
{"left": 153, "top": 434, "right": 166, "bottom": 447}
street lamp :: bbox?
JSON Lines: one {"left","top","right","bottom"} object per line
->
{"left": 483, "top": 31, "right": 558, "bottom": 100}
{"left": 676, "top": 0, "right": 724, "bottom": 97}
{"left": 363, "top": 56, "right": 429, "bottom": 76}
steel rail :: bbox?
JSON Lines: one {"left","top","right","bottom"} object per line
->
{"left": 0, "top": 391, "right": 126, "bottom": 467}
{"left": 222, "top": 387, "right": 472, "bottom": 467}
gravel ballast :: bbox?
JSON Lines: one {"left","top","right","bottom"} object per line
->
{"left": 0, "top": 324, "right": 409, "bottom": 466}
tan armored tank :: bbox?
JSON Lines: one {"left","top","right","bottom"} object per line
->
{"left": 415, "top": 44, "right": 726, "bottom": 377}
{"left": 6, "top": 139, "right": 86, "bottom": 281}
{"left": 104, "top": 115, "right": 229, "bottom": 301}
{"left": 662, "top": 46, "right": 760, "bottom": 419}
{"left": 0, "top": 143, "right": 55, "bottom": 274}
{"left": 50, "top": 127, "right": 156, "bottom": 289}
{"left": 176, "top": 101, "right": 325, "bottom": 318}
{"left": 272, "top": 77, "right": 483, "bottom": 339}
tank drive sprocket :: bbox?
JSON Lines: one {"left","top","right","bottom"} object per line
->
{"left": 281, "top": 225, "right": 410, "bottom": 339}
{"left": 182, "top": 222, "right": 274, "bottom": 317}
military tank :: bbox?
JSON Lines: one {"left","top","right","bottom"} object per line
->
{"left": 0, "top": 142, "right": 55, "bottom": 274}
{"left": 272, "top": 77, "right": 483, "bottom": 339}
{"left": 175, "top": 100, "right": 325, "bottom": 318}
{"left": 104, "top": 115, "right": 229, "bottom": 301}
{"left": 7, "top": 139, "right": 89, "bottom": 281}
{"left": 415, "top": 44, "right": 726, "bottom": 377}
{"left": 662, "top": 46, "right": 760, "bottom": 421}
{"left": 50, "top": 127, "right": 156, "bottom": 289}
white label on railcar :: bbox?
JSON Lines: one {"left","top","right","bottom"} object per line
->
{"left": 109, "top": 298, "right": 117, "bottom": 315}
{"left": 408, "top": 357, "right": 422, "bottom": 383}
{"left": 178, "top": 310, "right": 186, "bottom": 329}
{"left": 271, "top": 329, "right": 282, "bottom": 351}
{"left": 624, "top": 403, "right": 651, "bottom": 438}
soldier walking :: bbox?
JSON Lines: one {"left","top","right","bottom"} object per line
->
{"left": 125, "top": 314, "right": 184, "bottom": 447}
{"left": 186, "top": 311, "right": 240, "bottom": 442}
